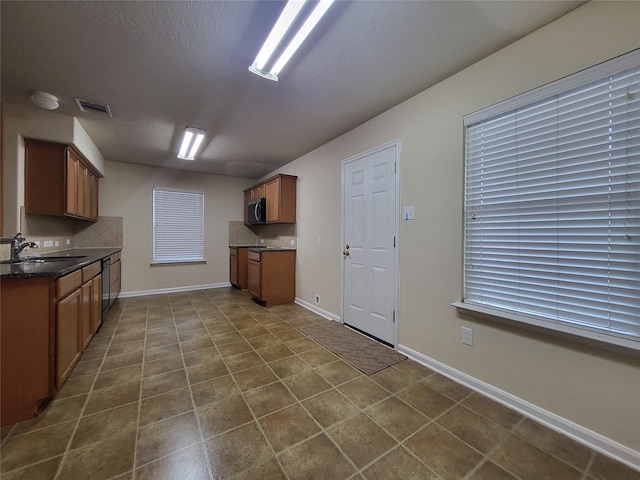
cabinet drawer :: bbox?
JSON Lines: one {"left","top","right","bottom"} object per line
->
{"left": 110, "top": 252, "right": 121, "bottom": 263}
{"left": 82, "top": 261, "right": 101, "bottom": 283}
{"left": 56, "top": 270, "right": 82, "bottom": 299}
{"left": 229, "top": 248, "right": 238, "bottom": 256}
{"left": 248, "top": 251, "right": 261, "bottom": 262}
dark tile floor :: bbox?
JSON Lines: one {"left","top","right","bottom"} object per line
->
{"left": 1, "top": 287, "right": 638, "bottom": 480}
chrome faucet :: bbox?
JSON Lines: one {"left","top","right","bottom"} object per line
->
{"left": 0, "top": 232, "right": 38, "bottom": 262}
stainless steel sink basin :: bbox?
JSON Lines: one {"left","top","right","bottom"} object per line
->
{"left": 1, "top": 255, "right": 87, "bottom": 265}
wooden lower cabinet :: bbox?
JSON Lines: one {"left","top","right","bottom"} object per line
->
{"left": 0, "top": 278, "right": 55, "bottom": 425}
{"left": 230, "top": 247, "right": 250, "bottom": 289}
{"left": 247, "top": 255, "right": 261, "bottom": 298}
{"left": 0, "top": 257, "right": 112, "bottom": 425}
{"left": 80, "top": 280, "right": 93, "bottom": 350}
{"left": 247, "top": 250, "right": 295, "bottom": 306}
{"left": 56, "top": 288, "right": 82, "bottom": 388}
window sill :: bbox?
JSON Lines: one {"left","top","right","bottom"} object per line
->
{"left": 452, "top": 301, "right": 640, "bottom": 356}
{"left": 150, "top": 259, "right": 206, "bottom": 266}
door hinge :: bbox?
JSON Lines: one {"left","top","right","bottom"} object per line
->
{"left": 393, "top": 311, "right": 396, "bottom": 323}
{"left": 393, "top": 236, "right": 396, "bottom": 247}
{"left": 394, "top": 162, "right": 397, "bottom": 174}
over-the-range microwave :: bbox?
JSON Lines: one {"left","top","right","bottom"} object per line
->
{"left": 248, "top": 198, "right": 266, "bottom": 224}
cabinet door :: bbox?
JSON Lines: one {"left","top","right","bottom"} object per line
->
{"left": 80, "top": 281, "right": 92, "bottom": 350}
{"left": 56, "top": 289, "right": 81, "bottom": 388}
{"left": 251, "top": 184, "right": 265, "bottom": 201}
{"left": 77, "top": 162, "right": 87, "bottom": 218}
{"left": 91, "top": 275, "right": 102, "bottom": 333}
{"left": 247, "top": 259, "right": 261, "bottom": 298}
{"left": 230, "top": 252, "right": 238, "bottom": 286}
{"left": 81, "top": 164, "right": 91, "bottom": 219}
{"left": 65, "top": 151, "right": 78, "bottom": 216}
{"left": 90, "top": 174, "right": 99, "bottom": 220}
{"left": 265, "top": 177, "right": 280, "bottom": 222}
{"left": 243, "top": 190, "right": 251, "bottom": 225}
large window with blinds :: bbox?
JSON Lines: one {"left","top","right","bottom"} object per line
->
{"left": 153, "top": 187, "right": 205, "bottom": 263}
{"left": 456, "top": 50, "right": 640, "bottom": 350}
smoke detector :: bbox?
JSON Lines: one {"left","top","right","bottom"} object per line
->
{"left": 30, "top": 91, "right": 59, "bottom": 110}
{"left": 75, "top": 98, "right": 112, "bottom": 117}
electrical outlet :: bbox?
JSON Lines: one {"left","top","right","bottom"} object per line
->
{"left": 316, "top": 235, "right": 321, "bottom": 244}
{"left": 290, "top": 239, "right": 295, "bottom": 246}
{"left": 462, "top": 327, "right": 473, "bottom": 346}
{"left": 66, "top": 239, "right": 71, "bottom": 245}
{"left": 260, "top": 238, "right": 264, "bottom": 244}
{"left": 35, "top": 240, "right": 41, "bottom": 248}
{"left": 54, "top": 240, "right": 60, "bottom": 247}
{"left": 315, "top": 295, "right": 320, "bottom": 305}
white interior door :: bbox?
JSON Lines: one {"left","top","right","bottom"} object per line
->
{"left": 342, "top": 141, "right": 398, "bottom": 345}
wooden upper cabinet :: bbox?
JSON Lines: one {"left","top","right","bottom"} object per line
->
{"left": 25, "top": 139, "right": 101, "bottom": 222}
{"left": 89, "top": 173, "right": 99, "bottom": 220}
{"left": 251, "top": 184, "right": 266, "bottom": 201}
{"left": 243, "top": 190, "right": 251, "bottom": 225}
{"left": 244, "top": 174, "right": 296, "bottom": 225}
{"left": 265, "top": 174, "right": 296, "bottom": 223}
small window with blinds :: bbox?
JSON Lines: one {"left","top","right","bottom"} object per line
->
{"left": 152, "top": 187, "right": 205, "bottom": 263}
{"left": 456, "top": 50, "right": 640, "bottom": 351}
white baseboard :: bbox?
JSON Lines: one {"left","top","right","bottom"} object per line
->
{"left": 120, "top": 282, "right": 231, "bottom": 298}
{"left": 398, "top": 344, "right": 640, "bottom": 472}
{"left": 294, "top": 297, "right": 341, "bottom": 322}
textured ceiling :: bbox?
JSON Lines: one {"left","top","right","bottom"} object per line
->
{"left": 1, "top": 1, "right": 583, "bottom": 178}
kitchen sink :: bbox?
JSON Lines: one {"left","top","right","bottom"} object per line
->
{"left": 1, "top": 255, "right": 87, "bottom": 265}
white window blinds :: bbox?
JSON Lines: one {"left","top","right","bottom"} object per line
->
{"left": 461, "top": 51, "right": 640, "bottom": 350}
{"left": 153, "top": 187, "right": 204, "bottom": 263}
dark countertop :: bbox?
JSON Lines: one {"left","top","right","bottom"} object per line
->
{"left": 230, "top": 245, "right": 296, "bottom": 252}
{"left": 247, "top": 247, "right": 296, "bottom": 253}
{"left": 0, "top": 248, "right": 121, "bottom": 280}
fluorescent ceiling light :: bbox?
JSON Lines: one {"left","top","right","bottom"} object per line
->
{"left": 249, "top": 0, "right": 334, "bottom": 81}
{"left": 252, "top": 0, "right": 305, "bottom": 72}
{"left": 178, "top": 128, "right": 205, "bottom": 160}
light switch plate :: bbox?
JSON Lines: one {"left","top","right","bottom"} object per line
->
{"left": 403, "top": 206, "right": 416, "bottom": 220}
{"left": 462, "top": 327, "right": 473, "bottom": 346}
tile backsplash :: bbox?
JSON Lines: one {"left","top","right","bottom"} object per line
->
{"left": 0, "top": 210, "right": 124, "bottom": 260}
{"left": 74, "top": 216, "right": 123, "bottom": 248}
{"left": 228, "top": 221, "right": 297, "bottom": 248}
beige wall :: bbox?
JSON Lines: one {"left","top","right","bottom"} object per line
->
{"left": 99, "top": 160, "right": 252, "bottom": 293}
{"left": 1, "top": 104, "right": 106, "bottom": 235}
{"left": 270, "top": 1, "right": 640, "bottom": 454}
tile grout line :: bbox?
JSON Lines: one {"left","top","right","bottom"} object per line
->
{"left": 582, "top": 450, "right": 597, "bottom": 480}
{"left": 130, "top": 295, "right": 152, "bottom": 479}
{"left": 174, "top": 292, "right": 223, "bottom": 480}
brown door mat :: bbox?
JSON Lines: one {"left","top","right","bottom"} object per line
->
{"left": 301, "top": 321, "right": 407, "bottom": 374}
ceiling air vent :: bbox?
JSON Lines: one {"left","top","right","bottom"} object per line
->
{"left": 75, "top": 98, "right": 112, "bottom": 117}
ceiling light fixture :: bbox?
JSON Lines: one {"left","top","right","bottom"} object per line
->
{"left": 249, "top": 0, "right": 334, "bottom": 81}
{"left": 30, "top": 91, "right": 59, "bottom": 110}
{"left": 177, "top": 127, "right": 205, "bottom": 160}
